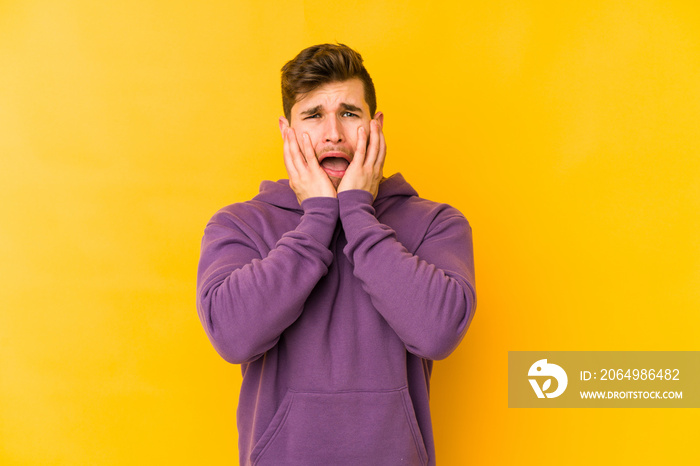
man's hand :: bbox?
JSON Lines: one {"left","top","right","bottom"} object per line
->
{"left": 337, "top": 119, "right": 386, "bottom": 200}
{"left": 283, "top": 127, "right": 337, "bottom": 204}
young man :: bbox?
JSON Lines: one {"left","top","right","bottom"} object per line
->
{"left": 197, "top": 44, "right": 476, "bottom": 466}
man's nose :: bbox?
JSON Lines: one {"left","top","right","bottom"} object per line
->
{"left": 324, "top": 116, "right": 343, "bottom": 143}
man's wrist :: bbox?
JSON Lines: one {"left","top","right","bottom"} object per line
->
{"left": 300, "top": 195, "right": 340, "bottom": 211}
{"left": 337, "top": 189, "right": 374, "bottom": 203}
{"left": 297, "top": 196, "right": 340, "bottom": 247}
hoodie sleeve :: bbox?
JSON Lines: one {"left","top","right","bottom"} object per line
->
{"left": 338, "top": 190, "right": 476, "bottom": 361}
{"left": 197, "top": 197, "right": 339, "bottom": 364}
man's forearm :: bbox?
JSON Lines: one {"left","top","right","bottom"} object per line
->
{"left": 197, "top": 197, "right": 339, "bottom": 364}
{"left": 338, "top": 190, "right": 476, "bottom": 360}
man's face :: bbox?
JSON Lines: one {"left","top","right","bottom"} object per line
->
{"left": 279, "top": 78, "right": 383, "bottom": 188}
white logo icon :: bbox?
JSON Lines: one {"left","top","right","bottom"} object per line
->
{"left": 528, "top": 359, "right": 568, "bottom": 398}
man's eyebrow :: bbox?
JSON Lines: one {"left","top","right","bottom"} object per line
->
{"left": 299, "top": 103, "right": 363, "bottom": 116}
{"left": 299, "top": 105, "right": 322, "bottom": 116}
{"left": 340, "top": 103, "right": 363, "bottom": 113}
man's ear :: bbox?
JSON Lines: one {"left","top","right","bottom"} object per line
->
{"left": 278, "top": 117, "right": 290, "bottom": 138}
{"left": 374, "top": 111, "right": 384, "bottom": 129}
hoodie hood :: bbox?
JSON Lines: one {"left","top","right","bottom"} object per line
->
{"left": 253, "top": 173, "right": 418, "bottom": 212}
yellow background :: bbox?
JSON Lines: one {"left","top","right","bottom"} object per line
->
{"left": 1, "top": 0, "right": 698, "bottom": 464}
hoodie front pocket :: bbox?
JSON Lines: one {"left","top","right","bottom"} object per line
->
{"left": 250, "top": 387, "right": 428, "bottom": 466}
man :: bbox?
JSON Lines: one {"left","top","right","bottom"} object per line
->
{"left": 197, "top": 43, "right": 476, "bottom": 465}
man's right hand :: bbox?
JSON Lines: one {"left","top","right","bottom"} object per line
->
{"left": 283, "top": 128, "right": 337, "bottom": 204}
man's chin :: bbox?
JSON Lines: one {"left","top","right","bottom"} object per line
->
{"left": 326, "top": 174, "right": 343, "bottom": 189}
{"left": 324, "top": 170, "right": 345, "bottom": 189}
{"left": 330, "top": 178, "right": 342, "bottom": 189}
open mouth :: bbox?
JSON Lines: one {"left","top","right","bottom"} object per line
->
{"left": 319, "top": 151, "right": 351, "bottom": 177}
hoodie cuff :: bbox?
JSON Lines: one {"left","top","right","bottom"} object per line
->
{"left": 337, "top": 190, "right": 379, "bottom": 242}
{"left": 297, "top": 196, "right": 340, "bottom": 248}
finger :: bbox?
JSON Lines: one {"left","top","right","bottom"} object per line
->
{"left": 364, "top": 120, "right": 380, "bottom": 168}
{"left": 287, "top": 128, "right": 307, "bottom": 171}
{"left": 376, "top": 123, "right": 387, "bottom": 170}
{"left": 353, "top": 125, "right": 367, "bottom": 166}
{"left": 283, "top": 128, "right": 299, "bottom": 178}
{"left": 301, "top": 133, "right": 319, "bottom": 167}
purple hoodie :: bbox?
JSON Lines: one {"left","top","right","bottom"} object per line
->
{"left": 197, "top": 173, "right": 476, "bottom": 465}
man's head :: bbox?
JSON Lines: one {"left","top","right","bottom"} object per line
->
{"left": 279, "top": 44, "right": 383, "bottom": 188}
{"left": 280, "top": 43, "right": 377, "bottom": 122}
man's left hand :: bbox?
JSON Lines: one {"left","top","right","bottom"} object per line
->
{"left": 337, "top": 118, "right": 386, "bottom": 200}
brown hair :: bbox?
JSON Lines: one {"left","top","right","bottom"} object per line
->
{"left": 281, "top": 43, "right": 377, "bottom": 121}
